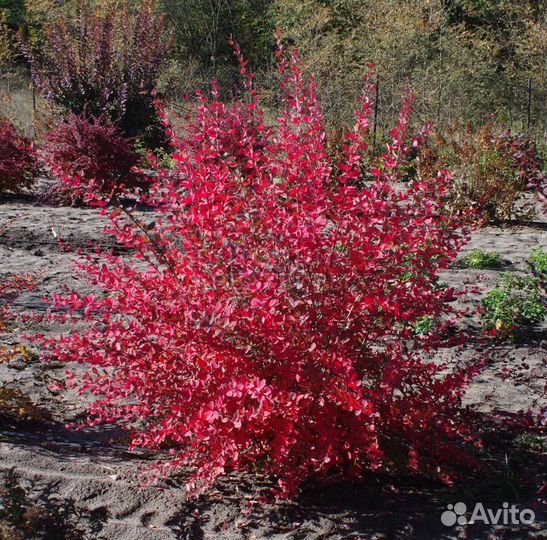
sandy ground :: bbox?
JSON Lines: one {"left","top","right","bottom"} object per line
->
{"left": 0, "top": 191, "right": 546, "bottom": 540}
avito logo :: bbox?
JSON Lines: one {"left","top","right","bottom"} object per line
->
{"left": 441, "top": 502, "right": 535, "bottom": 526}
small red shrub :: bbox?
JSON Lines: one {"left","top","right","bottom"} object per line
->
{"left": 427, "top": 123, "right": 546, "bottom": 223}
{"left": 41, "top": 114, "right": 142, "bottom": 204}
{"left": 0, "top": 118, "right": 38, "bottom": 193}
{"left": 41, "top": 46, "right": 480, "bottom": 497}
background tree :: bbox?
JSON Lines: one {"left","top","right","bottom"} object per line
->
{"left": 4, "top": 0, "right": 547, "bottom": 145}
{"left": 268, "top": 0, "right": 547, "bottom": 133}
{"left": 0, "top": 0, "right": 64, "bottom": 55}
{"left": 160, "top": 0, "right": 274, "bottom": 95}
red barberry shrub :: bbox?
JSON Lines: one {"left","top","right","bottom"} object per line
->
{"left": 40, "top": 114, "right": 142, "bottom": 204}
{"left": 0, "top": 118, "right": 38, "bottom": 193}
{"left": 41, "top": 46, "right": 480, "bottom": 498}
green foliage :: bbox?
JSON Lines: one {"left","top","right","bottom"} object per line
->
{"left": 4, "top": 0, "right": 547, "bottom": 136}
{"left": 463, "top": 249, "right": 502, "bottom": 269}
{"left": 516, "top": 432, "right": 547, "bottom": 454}
{"left": 133, "top": 138, "right": 176, "bottom": 169}
{"left": 0, "top": 0, "right": 64, "bottom": 60}
{"left": 529, "top": 247, "right": 547, "bottom": 279}
{"left": 481, "top": 273, "right": 546, "bottom": 339}
{"left": 0, "top": 10, "right": 14, "bottom": 67}
{"left": 0, "top": 0, "right": 25, "bottom": 30}
{"left": 412, "top": 315, "right": 436, "bottom": 336}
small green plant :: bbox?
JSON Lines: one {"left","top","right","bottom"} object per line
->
{"left": 481, "top": 274, "right": 546, "bottom": 339}
{"left": 412, "top": 315, "right": 436, "bottom": 336}
{"left": 516, "top": 433, "right": 547, "bottom": 454}
{"left": 463, "top": 249, "right": 502, "bottom": 269}
{"left": 134, "top": 139, "right": 176, "bottom": 170}
{"left": 529, "top": 248, "right": 547, "bottom": 280}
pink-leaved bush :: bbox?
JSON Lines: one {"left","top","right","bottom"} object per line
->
{"left": 41, "top": 44, "right": 479, "bottom": 497}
